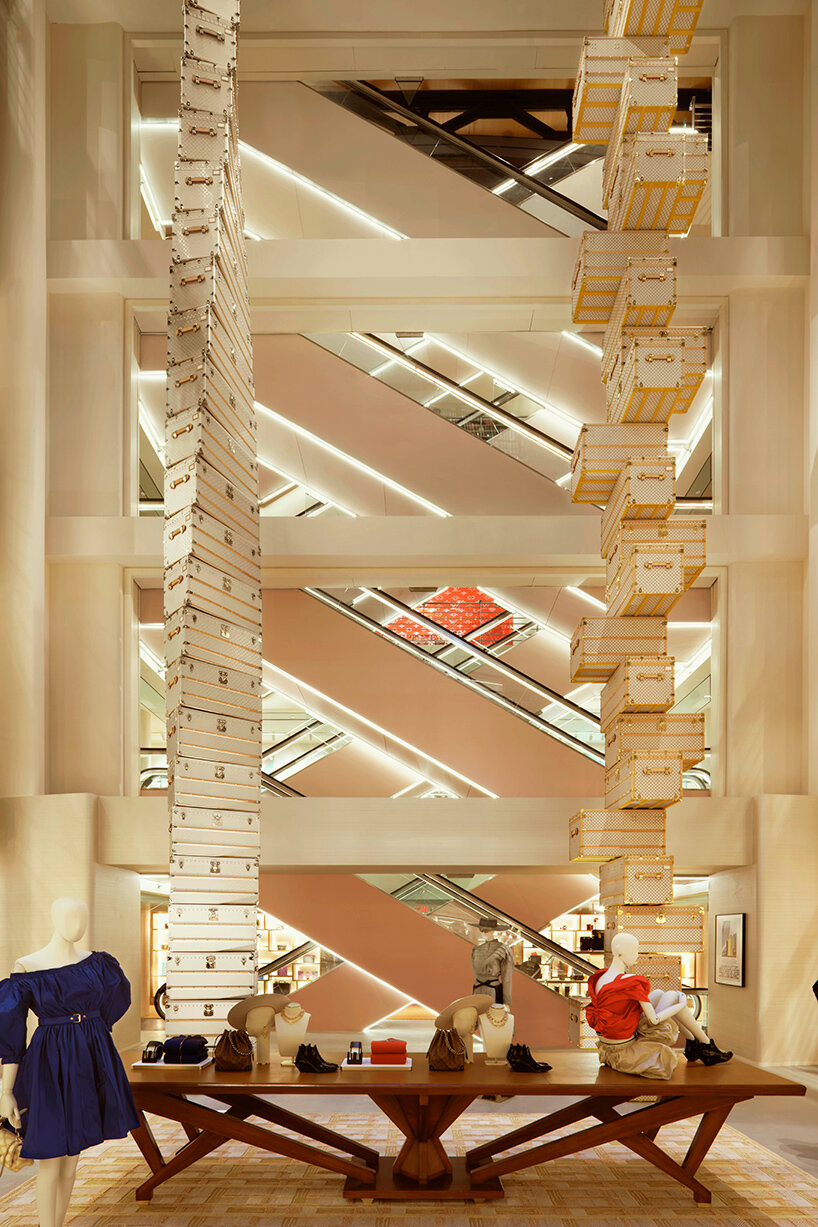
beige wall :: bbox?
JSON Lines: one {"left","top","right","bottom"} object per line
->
{"left": 0, "top": 794, "right": 141, "bottom": 1047}
{"left": 728, "top": 16, "right": 805, "bottom": 236}
{"left": 708, "top": 795, "right": 818, "bottom": 1066}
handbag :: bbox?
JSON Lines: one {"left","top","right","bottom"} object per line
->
{"left": 427, "top": 1028, "right": 467, "bottom": 1072}
{"left": 0, "top": 1119, "right": 33, "bottom": 1175}
{"left": 162, "top": 1034, "right": 209, "bottom": 1064}
{"left": 214, "top": 1027, "right": 254, "bottom": 1072}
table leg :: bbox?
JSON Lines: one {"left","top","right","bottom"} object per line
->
{"left": 130, "top": 1110, "right": 164, "bottom": 1181}
{"left": 133, "top": 1103, "right": 254, "bottom": 1201}
{"left": 209, "top": 1093, "right": 379, "bottom": 1169}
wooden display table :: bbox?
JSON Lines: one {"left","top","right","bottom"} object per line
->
{"left": 126, "top": 1049, "right": 804, "bottom": 1204}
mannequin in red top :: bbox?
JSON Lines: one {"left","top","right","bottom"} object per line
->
{"left": 586, "top": 933, "right": 732, "bottom": 1080}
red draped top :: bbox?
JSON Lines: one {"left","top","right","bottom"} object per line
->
{"left": 585, "top": 970, "right": 652, "bottom": 1040}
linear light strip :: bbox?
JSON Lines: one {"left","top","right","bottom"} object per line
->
{"left": 265, "top": 662, "right": 498, "bottom": 797}
{"left": 492, "top": 142, "right": 583, "bottom": 195}
{"left": 255, "top": 399, "right": 450, "bottom": 517}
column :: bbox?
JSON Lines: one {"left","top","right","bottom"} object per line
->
{"left": 727, "top": 15, "right": 805, "bottom": 236}
{"left": 807, "top": 2, "right": 818, "bottom": 792}
{"left": 0, "top": 0, "right": 48, "bottom": 797}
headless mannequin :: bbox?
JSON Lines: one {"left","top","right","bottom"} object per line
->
{"left": 598, "top": 933, "right": 709, "bottom": 1045}
{"left": 274, "top": 1002, "right": 311, "bottom": 1062}
{"left": 0, "top": 898, "right": 92, "bottom": 1227}
{"left": 478, "top": 1004, "right": 515, "bottom": 1063}
{"left": 451, "top": 1006, "right": 478, "bottom": 1062}
{"left": 244, "top": 1006, "right": 276, "bottom": 1064}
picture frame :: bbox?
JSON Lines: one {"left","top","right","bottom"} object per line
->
{"left": 714, "top": 913, "right": 745, "bottom": 987}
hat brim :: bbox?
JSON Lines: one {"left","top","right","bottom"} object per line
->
{"left": 226, "top": 993, "right": 293, "bottom": 1029}
{"left": 434, "top": 994, "right": 493, "bottom": 1029}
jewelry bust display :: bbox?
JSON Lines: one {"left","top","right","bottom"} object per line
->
{"left": 273, "top": 999, "right": 311, "bottom": 1062}
{"left": 479, "top": 1004, "right": 515, "bottom": 1064}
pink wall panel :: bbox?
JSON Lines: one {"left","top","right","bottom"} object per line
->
{"left": 260, "top": 872, "right": 572, "bottom": 1045}
{"left": 474, "top": 873, "right": 599, "bottom": 930}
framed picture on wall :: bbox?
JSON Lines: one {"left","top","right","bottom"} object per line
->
{"left": 714, "top": 913, "right": 745, "bottom": 987}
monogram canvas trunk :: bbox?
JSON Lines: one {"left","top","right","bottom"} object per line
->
{"left": 602, "top": 58, "right": 678, "bottom": 202}
{"left": 165, "top": 655, "right": 262, "bottom": 723}
{"left": 605, "top": 712, "right": 705, "bottom": 768}
{"left": 569, "top": 1003, "right": 600, "bottom": 1050}
{"left": 604, "top": 749, "right": 684, "bottom": 808}
{"left": 571, "top": 230, "right": 669, "bottom": 324}
{"left": 165, "top": 457, "right": 258, "bottom": 537}
{"left": 166, "top": 406, "right": 258, "bottom": 501}
{"left": 604, "top": 0, "right": 704, "bottom": 53}
{"left": 608, "top": 516, "right": 706, "bottom": 586}
{"left": 605, "top": 542, "right": 686, "bottom": 617}
{"left": 165, "top": 606, "right": 262, "bottom": 677}
{"left": 605, "top": 952, "right": 683, "bottom": 993}
{"left": 571, "top": 616, "right": 667, "bottom": 682}
{"left": 603, "top": 326, "right": 708, "bottom": 401}
{"left": 168, "top": 754, "right": 261, "bottom": 812}
{"left": 598, "top": 855, "right": 675, "bottom": 906}
{"left": 164, "top": 505, "right": 260, "bottom": 584}
{"left": 572, "top": 36, "right": 671, "bottom": 143}
{"left": 607, "top": 131, "right": 710, "bottom": 234}
{"left": 600, "top": 656, "right": 676, "bottom": 729}
{"left": 569, "top": 808, "right": 667, "bottom": 861}
{"left": 164, "top": 557, "right": 262, "bottom": 630}
{"left": 601, "top": 459, "right": 676, "bottom": 557}
{"left": 603, "top": 256, "right": 677, "bottom": 347}
{"left": 571, "top": 422, "right": 669, "bottom": 503}
{"left": 168, "top": 706, "right": 262, "bottom": 769}
{"left": 604, "top": 904, "right": 706, "bottom": 953}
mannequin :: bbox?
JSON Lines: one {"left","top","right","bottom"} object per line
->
{"left": 434, "top": 994, "right": 492, "bottom": 1063}
{"left": 478, "top": 1003, "right": 515, "bottom": 1064}
{"left": 273, "top": 1000, "right": 311, "bottom": 1062}
{"left": 0, "top": 898, "right": 138, "bottom": 1227}
{"left": 471, "top": 919, "right": 514, "bottom": 1004}
{"left": 587, "top": 933, "right": 732, "bottom": 1080}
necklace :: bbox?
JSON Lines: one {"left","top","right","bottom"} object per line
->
{"left": 278, "top": 1005, "right": 306, "bottom": 1025}
{"left": 485, "top": 1007, "right": 510, "bottom": 1029}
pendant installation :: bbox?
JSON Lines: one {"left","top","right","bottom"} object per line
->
{"left": 163, "top": 0, "right": 261, "bottom": 1038}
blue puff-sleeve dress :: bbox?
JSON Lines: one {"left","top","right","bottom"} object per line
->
{"left": 0, "top": 951, "right": 140, "bottom": 1159}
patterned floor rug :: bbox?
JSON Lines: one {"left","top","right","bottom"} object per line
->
{"left": 2, "top": 1110, "right": 817, "bottom": 1227}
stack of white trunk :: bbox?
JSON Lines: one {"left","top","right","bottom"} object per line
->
{"left": 567, "top": 0, "right": 708, "bottom": 1044}
{"left": 163, "top": 0, "right": 260, "bottom": 1038}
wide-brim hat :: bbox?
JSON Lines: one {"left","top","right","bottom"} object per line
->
{"left": 435, "top": 994, "right": 493, "bottom": 1029}
{"left": 227, "top": 992, "right": 293, "bottom": 1029}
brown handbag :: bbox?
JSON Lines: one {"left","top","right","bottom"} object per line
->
{"left": 214, "top": 1027, "right": 254, "bottom": 1072}
{"left": 426, "top": 1027, "right": 467, "bottom": 1071}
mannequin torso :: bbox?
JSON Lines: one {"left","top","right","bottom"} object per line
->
{"left": 478, "top": 1004, "right": 515, "bottom": 1063}
{"left": 274, "top": 1003, "right": 311, "bottom": 1060}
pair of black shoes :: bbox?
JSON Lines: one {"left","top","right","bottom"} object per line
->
{"left": 294, "top": 1043, "right": 338, "bottom": 1073}
{"left": 506, "top": 1043, "right": 552, "bottom": 1073}
{"left": 684, "top": 1037, "right": 733, "bottom": 1066}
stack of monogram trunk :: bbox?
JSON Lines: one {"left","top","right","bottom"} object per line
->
{"left": 567, "top": 0, "right": 707, "bottom": 1045}
{"left": 163, "top": 0, "right": 261, "bottom": 1039}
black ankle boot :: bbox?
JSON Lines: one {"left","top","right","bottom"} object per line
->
{"left": 685, "top": 1037, "right": 732, "bottom": 1066}
{"left": 307, "top": 1044, "right": 339, "bottom": 1072}
{"left": 507, "top": 1043, "right": 551, "bottom": 1073}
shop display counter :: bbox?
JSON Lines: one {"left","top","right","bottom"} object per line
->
{"left": 125, "top": 1048, "right": 804, "bottom": 1204}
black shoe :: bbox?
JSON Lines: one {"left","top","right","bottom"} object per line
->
{"left": 685, "top": 1038, "right": 733, "bottom": 1066}
{"left": 307, "top": 1043, "right": 339, "bottom": 1072}
{"left": 294, "top": 1044, "right": 326, "bottom": 1073}
{"left": 507, "top": 1043, "right": 552, "bottom": 1073}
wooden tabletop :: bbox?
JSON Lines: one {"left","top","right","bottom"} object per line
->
{"left": 124, "top": 1048, "right": 806, "bottom": 1099}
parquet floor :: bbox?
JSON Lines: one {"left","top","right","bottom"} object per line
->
{"left": 2, "top": 1110, "right": 817, "bottom": 1226}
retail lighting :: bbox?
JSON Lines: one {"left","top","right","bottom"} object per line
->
{"left": 265, "top": 662, "right": 499, "bottom": 797}
{"left": 391, "top": 780, "right": 428, "bottom": 798}
{"left": 566, "top": 586, "right": 607, "bottom": 611}
{"left": 237, "top": 140, "right": 408, "bottom": 240}
{"left": 139, "top": 641, "right": 165, "bottom": 678}
{"left": 555, "top": 472, "right": 572, "bottom": 487}
{"left": 351, "top": 333, "right": 574, "bottom": 462}
{"left": 138, "top": 401, "right": 165, "bottom": 462}
{"left": 244, "top": 228, "right": 264, "bottom": 241}
{"left": 139, "top": 166, "right": 171, "bottom": 235}
{"left": 561, "top": 331, "right": 603, "bottom": 358}
{"left": 257, "top": 458, "right": 357, "bottom": 518}
{"left": 492, "top": 142, "right": 582, "bottom": 195}
{"left": 675, "top": 641, "right": 711, "bottom": 685}
{"left": 482, "top": 587, "right": 573, "bottom": 647}
{"left": 255, "top": 399, "right": 450, "bottom": 517}
{"left": 369, "top": 339, "right": 428, "bottom": 377}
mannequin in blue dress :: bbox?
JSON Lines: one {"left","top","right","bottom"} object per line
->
{"left": 0, "top": 897, "right": 138, "bottom": 1227}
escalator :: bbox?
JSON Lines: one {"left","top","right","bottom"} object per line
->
{"left": 305, "top": 585, "right": 604, "bottom": 764}
{"left": 311, "top": 80, "right": 608, "bottom": 233}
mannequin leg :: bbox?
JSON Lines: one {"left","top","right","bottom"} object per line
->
{"left": 36, "top": 1154, "right": 79, "bottom": 1227}
{"left": 55, "top": 1155, "right": 80, "bottom": 1225}
{"left": 649, "top": 989, "right": 710, "bottom": 1042}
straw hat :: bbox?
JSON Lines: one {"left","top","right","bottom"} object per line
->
{"left": 227, "top": 992, "right": 294, "bottom": 1029}
{"left": 434, "top": 994, "right": 493, "bottom": 1029}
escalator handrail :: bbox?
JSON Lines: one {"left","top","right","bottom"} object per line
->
{"left": 340, "top": 81, "right": 608, "bottom": 231}
{"left": 306, "top": 587, "right": 604, "bottom": 764}
{"left": 415, "top": 872, "right": 599, "bottom": 978}
{"left": 354, "top": 333, "right": 574, "bottom": 462}
{"left": 352, "top": 586, "right": 599, "bottom": 728}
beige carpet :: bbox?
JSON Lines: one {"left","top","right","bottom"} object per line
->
{"left": 2, "top": 1110, "right": 817, "bottom": 1226}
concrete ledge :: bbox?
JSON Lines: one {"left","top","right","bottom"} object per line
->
{"left": 98, "top": 794, "right": 752, "bottom": 875}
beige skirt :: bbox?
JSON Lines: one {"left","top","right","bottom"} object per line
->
{"left": 597, "top": 1015, "right": 680, "bottom": 1081}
